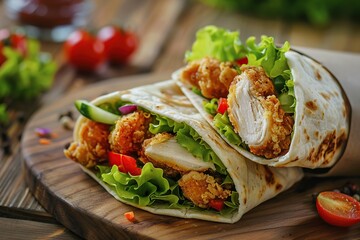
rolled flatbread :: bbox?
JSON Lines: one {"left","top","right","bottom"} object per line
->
{"left": 64, "top": 80, "right": 303, "bottom": 223}
{"left": 175, "top": 51, "right": 350, "bottom": 169}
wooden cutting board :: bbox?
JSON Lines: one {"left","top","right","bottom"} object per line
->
{"left": 21, "top": 49, "right": 360, "bottom": 239}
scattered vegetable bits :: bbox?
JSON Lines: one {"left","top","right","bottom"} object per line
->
{"left": 35, "top": 127, "right": 57, "bottom": 145}
{"left": 124, "top": 211, "right": 136, "bottom": 222}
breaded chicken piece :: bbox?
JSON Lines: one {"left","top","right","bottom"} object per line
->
{"left": 140, "top": 133, "right": 215, "bottom": 178}
{"left": 139, "top": 133, "right": 181, "bottom": 178}
{"left": 181, "top": 57, "right": 238, "bottom": 99}
{"left": 64, "top": 118, "right": 110, "bottom": 168}
{"left": 178, "top": 171, "right": 231, "bottom": 208}
{"left": 109, "top": 110, "right": 153, "bottom": 155}
{"left": 228, "top": 66, "right": 294, "bottom": 158}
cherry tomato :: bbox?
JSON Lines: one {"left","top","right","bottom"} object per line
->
{"left": 316, "top": 191, "right": 360, "bottom": 227}
{"left": 97, "top": 25, "right": 138, "bottom": 64}
{"left": 209, "top": 199, "right": 225, "bottom": 211}
{"left": 108, "top": 151, "right": 141, "bottom": 176}
{"left": 217, "top": 98, "right": 228, "bottom": 114}
{"left": 64, "top": 29, "right": 105, "bottom": 72}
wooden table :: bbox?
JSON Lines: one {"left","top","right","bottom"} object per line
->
{"left": 1, "top": 0, "right": 360, "bottom": 239}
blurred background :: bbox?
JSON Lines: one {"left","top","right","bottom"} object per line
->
{"left": 1, "top": 0, "right": 359, "bottom": 126}
{"left": 1, "top": 0, "right": 360, "bottom": 238}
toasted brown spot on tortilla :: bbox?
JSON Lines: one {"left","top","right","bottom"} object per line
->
{"left": 336, "top": 129, "right": 347, "bottom": 151}
{"left": 342, "top": 105, "right": 347, "bottom": 118}
{"left": 155, "top": 105, "right": 165, "bottom": 110}
{"left": 275, "top": 184, "right": 283, "bottom": 191}
{"left": 320, "top": 92, "right": 330, "bottom": 100}
{"left": 315, "top": 70, "right": 322, "bottom": 80}
{"left": 264, "top": 166, "right": 275, "bottom": 185}
{"left": 289, "top": 157, "right": 299, "bottom": 163}
{"left": 307, "top": 131, "right": 337, "bottom": 164}
{"left": 334, "top": 91, "right": 339, "bottom": 97}
{"left": 314, "top": 131, "right": 319, "bottom": 138}
{"left": 305, "top": 100, "right": 318, "bottom": 111}
{"left": 304, "top": 128, "right": 310, "bottom": 141}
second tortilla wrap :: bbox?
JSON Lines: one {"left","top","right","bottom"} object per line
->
{"left": 174, "top": 26, "right": 350, "bottom": 170}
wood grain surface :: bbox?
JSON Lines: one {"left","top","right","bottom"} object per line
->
{"left": 21, "top": 49, "right": 360, "bottom": 239}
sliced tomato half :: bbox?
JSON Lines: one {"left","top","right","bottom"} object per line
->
{"left": 316, "top": 191, "right": 360, "bottom": 227}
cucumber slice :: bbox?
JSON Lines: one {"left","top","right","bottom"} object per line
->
{"left": 75, "top": 100, "right": 120, "bottom": 125}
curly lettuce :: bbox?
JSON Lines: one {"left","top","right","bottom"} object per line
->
{"left": 185, "top": 26, "right": 296, "bottom": 114}
{"left": 98, "top": 162, "right": 239, "bottom": 215}
{"left": 185, "top": 25, "right": 246, "bottom": 62}
{"left": 246, "top": 36, "right": 295, "bottom": 113}
{"left": 98, "top": 163, "right": 184, "bottom": 207}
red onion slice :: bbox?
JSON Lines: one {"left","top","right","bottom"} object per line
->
{"left": 118, "top": 104, "right": 137, "bottom": 115}
{"left": 35, "top": 127, "right": 52, "bottom": 137}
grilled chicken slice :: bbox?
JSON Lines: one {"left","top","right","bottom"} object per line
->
{"left": 140, "top": 133, "right": 215, "bottom": 177}
{"left": 227, "top": 66, "right": 293, "bottom": 158}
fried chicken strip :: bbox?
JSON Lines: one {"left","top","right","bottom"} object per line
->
{"left": 181, "top": 57, "right": 238, "bottom": 99}
{"left": 109, "top": 110, "right": 153, "bottom": 155}
{"left": 227, "top": 66, "right": 293, "bottom": 158}
{"left": 64, "top": 118, "right": 110, "bottom": 168}
{"left": 178, "top": 171, "right": 232, "bottom": 208}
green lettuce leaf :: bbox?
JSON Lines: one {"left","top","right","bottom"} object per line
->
{"left": 246, "top": 36, "right": 295, "bottom": 113}
{"left": 185, "top": 26, "right": 296, "bottom": 114}
{"left": 98, "top": 163, "right": 239, "bottom": 215}
{"left": 185, "top": 25, "right": 245, "bottom": 62}
{"left": 98, "top": 163, "right": 182, "bottom": 207}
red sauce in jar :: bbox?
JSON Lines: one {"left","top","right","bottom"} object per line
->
{"left": 17, "top": 0, "right": 88, "bottom": 28}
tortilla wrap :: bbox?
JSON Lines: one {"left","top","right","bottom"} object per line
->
{"left": 175, "top": 50, "right": 350, "bottom": 169}
{"left": 66, "top": 80, "right": 303, "bottom": 223}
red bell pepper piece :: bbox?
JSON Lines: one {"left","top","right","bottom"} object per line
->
{"left": 108, "top": 151, "right": 142, "bottom": 175}
{"left": 217, "top": 98, "right": 228, "bottom": 114}
{"left": 209, "top": 199, "right": 225, "bottom": 211}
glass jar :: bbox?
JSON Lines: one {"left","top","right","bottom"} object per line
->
{"left": 5, "top": 0, "right": 92, "bottom": 42}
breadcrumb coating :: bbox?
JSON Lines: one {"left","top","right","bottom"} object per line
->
{"left": 109, "top": 110, "right": 153, "bottom": 155}
{"left": 178, "top": 171, "right": 231, "bottom": 208}
{"left": 181, "top": 57, "right": 238, "bottom": 98}
{"left": 64, "top": 118, "right": 110, "bottom": 168}
{"left": 228, "top": 66, "right": 293, "bottom": 158}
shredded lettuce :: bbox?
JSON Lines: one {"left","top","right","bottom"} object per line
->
{"left": 185, "top": 25, "right": 245, "bottom": 62}
{"left": 149, "top": 114, "right": 227, "bottom": 175}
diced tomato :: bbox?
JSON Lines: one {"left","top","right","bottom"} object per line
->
{"left": 316, "top": 191, "right": 360, "bottom": 227}
{"left": 108, "top": 151, "right": 141, "bottom": 175}
{"left": 124, "top": 211, "right": 136, "bottom": 222}
{"left": 209, "top": 199, "right": 225, "bottom": 211}
{"left": 236, "top": 57, "right": 248, "bottom": 66}
{"left": 217, "top": 98, "right": 228, "bottom": 114}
